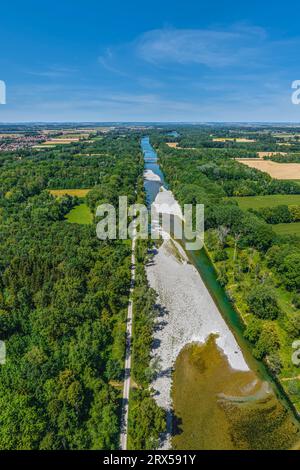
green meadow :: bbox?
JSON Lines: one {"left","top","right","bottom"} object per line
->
{"left": 272, "top": 221, "right": 300, "bottom": 236}
{"left": 231, "top": 194, "right": 300, "bottom": 210}
{"left": 65, "top": 203, "right": 93, "bottom": 224}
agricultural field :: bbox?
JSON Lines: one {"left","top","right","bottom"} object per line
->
{"left": 273, "top": 222, "right": 300, "bottom": 236}
{"left": 166, "top": 142, "right": 179, "bottom": 148}
{"left": 65, "top": 203, "right": 93, "bottom": 224}
{"left": 49, "top": 188, "right": 91, "bottom": 197}
{"left": 34, "top": 139, "right": 79, "bottom": 148}
{"left": 236, "top": 159, "right": 300, "bottom": 179}
{"left": 33, "top": 134, "right": 91, "bottom": 149}
{"left": 257, "top": 152, "right": 287, "bottom": 158}
{"left": 231, "top": 194, "right": 300, "bottom": 210}
{"left": 212, "top": 137, "right": 256, "bottom": 142}
{"left": 165, "top": 142, "right": 196, "bottom": 150}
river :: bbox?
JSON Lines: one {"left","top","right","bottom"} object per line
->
{"left": 141, "top": 135, "right": 300, "bottom": 450}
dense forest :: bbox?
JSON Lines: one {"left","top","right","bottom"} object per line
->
{"left": 0, "top": 133, "right": 146, "bottom": 449}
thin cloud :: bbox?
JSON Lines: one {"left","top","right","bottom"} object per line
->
{"left": 25, "top": 65, "right": 78, "bottom": 79}
{"left": 97, "top": 24, "right": 271, "bottom": 82}
{"left": 135, "top": 25, "right": 266, "bottom": 68}
{"left": 98, "top": 48, "right": 131, "bottom": 77}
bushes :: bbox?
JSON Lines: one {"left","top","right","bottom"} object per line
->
{"left": 129, "top": 240, "right": 166, "bottom": 449}
{"left": 252, "top": 205, "right": 293, "bottom": 224}
{"left": 282, "top": 253, "right": 300, "bottom": 291}
{"left": 128, "top": 389, "right": 166, "bottom": 450}
{"left": 268, "top": 352, "right": 283, "bottom": 375}
{"left": 244, "top": 319, "right": 281, "bottom": 363}
{"left": 247, "top": 285, "right": 280, "bottom": 320}
{"left": 252, "top": 204, "right": 300, "bottom": 225}
{"left": 244, "top": 318, "right": 262, "bottom": 343}
{"left": 286, "top": 313, "right": 300, "bottom": 338}
{"left": 238, "top": 213, "right": 275, "bottom": 252}
{"left": 131, "top": 240, "right": 157, "bottom": 388}
{"left": 217, "top": 264, "right": 229, "bottom": 287}
{"left": 132, "top": 285, "right": 156, "bottom": 387}
{"left": 253, "top": 324, "right": 280, "bottom": 360}
{"left": 290, "top": 205, "right": 300, "bottom": 222}
{"left": 292, "top": 294, "right": 300, "bottom": 309}
{"left": 266, "top": 246, "right": 300, "bottom": 293}
{"left": 214, "top": 250, "right": 228, "bottom": 262}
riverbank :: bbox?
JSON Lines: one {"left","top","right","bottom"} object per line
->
{"left": 146, "top": 238, "right": 250, "bottom": 448}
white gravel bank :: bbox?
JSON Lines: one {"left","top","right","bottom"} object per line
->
{"left": 144, "top": 169, "right": 161, "bottom": 181}
{"left": 146, "top": 238, "right": 249, "bottom": 448}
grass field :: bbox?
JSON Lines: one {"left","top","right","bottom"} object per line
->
{"left": 49, "top": 189, "right": 91, "bottom": 197}
{"left": 272, "top": 222, "right": 300, "bottom": 236}
{"left": 65, "top": 204, "right": 93, "bottom": 224}
{"left": 231, "top": 194, "right": 300, "bottom": 210}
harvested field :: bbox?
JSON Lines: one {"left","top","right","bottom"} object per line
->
{"left": 165, "top": 142, "right": 196, "bottom": 150}
{"left": 32, "top": 145, "right": 54, "bottom": 149}
{"left": 212, "top": 138, "right": 256, "bottom": 142}
{"left": 74, "top": 153, "right": 109, "bottom": 157}
{"left": 236, "top": 158, "right": 300, "bottom": 179}
{"left": 166, "top": 142, "right": 178, "bottom": 148}
{"left": 59, "top": 133, "right": 89, "bottom": 139}
{"left": 257, "top": 152, "right": 287, "bottom": 158}
{"left": 49, "top": 189, "right": 91, "bottom": 197}
{"left": 0, "top": 133, "right": 19, "bottom": 138}
{"left": 44, "top": 138, "right": 80, "bottom": 144}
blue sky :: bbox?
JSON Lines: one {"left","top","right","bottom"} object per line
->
{"left": 1, "top": 0, "right": 300, "bottom": 122}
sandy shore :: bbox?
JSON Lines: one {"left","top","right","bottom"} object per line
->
{"left": 146, "top": 239, "right": 249, "bottom": 448}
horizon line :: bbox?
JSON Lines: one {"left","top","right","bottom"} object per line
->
{"left": 2, "top": 120, "right": 300, "bottom": 125}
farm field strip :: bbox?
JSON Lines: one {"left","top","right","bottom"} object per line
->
{"left": 272, "top": 222, "right": 300, "bottom": 236}
{"left": 257, "top": 152, "right": 287, "bottom": 158}
{"left": 231, "top": 194, "right": 300, "bottom": 210}
{"left": 165, "top": 142, "right": 196, "bottom": 149}
{"left": 236, "top": 159, "right": 300, "bottom": 179}
{"left": 212, "top": 137, "right": 256, "bottom": 142}
{"left": 49, "top": 188, "right": 91, "bottom": 197}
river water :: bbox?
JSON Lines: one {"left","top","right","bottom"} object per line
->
{"left": 142, "top": 136, "right": 166, "bottom": 206}
{"left": 141, "top": 136, "right": 300, "bottom": 450}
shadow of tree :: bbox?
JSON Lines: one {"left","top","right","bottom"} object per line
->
{"left": 172, "top": 411, "right": 183, "bottom": 437}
